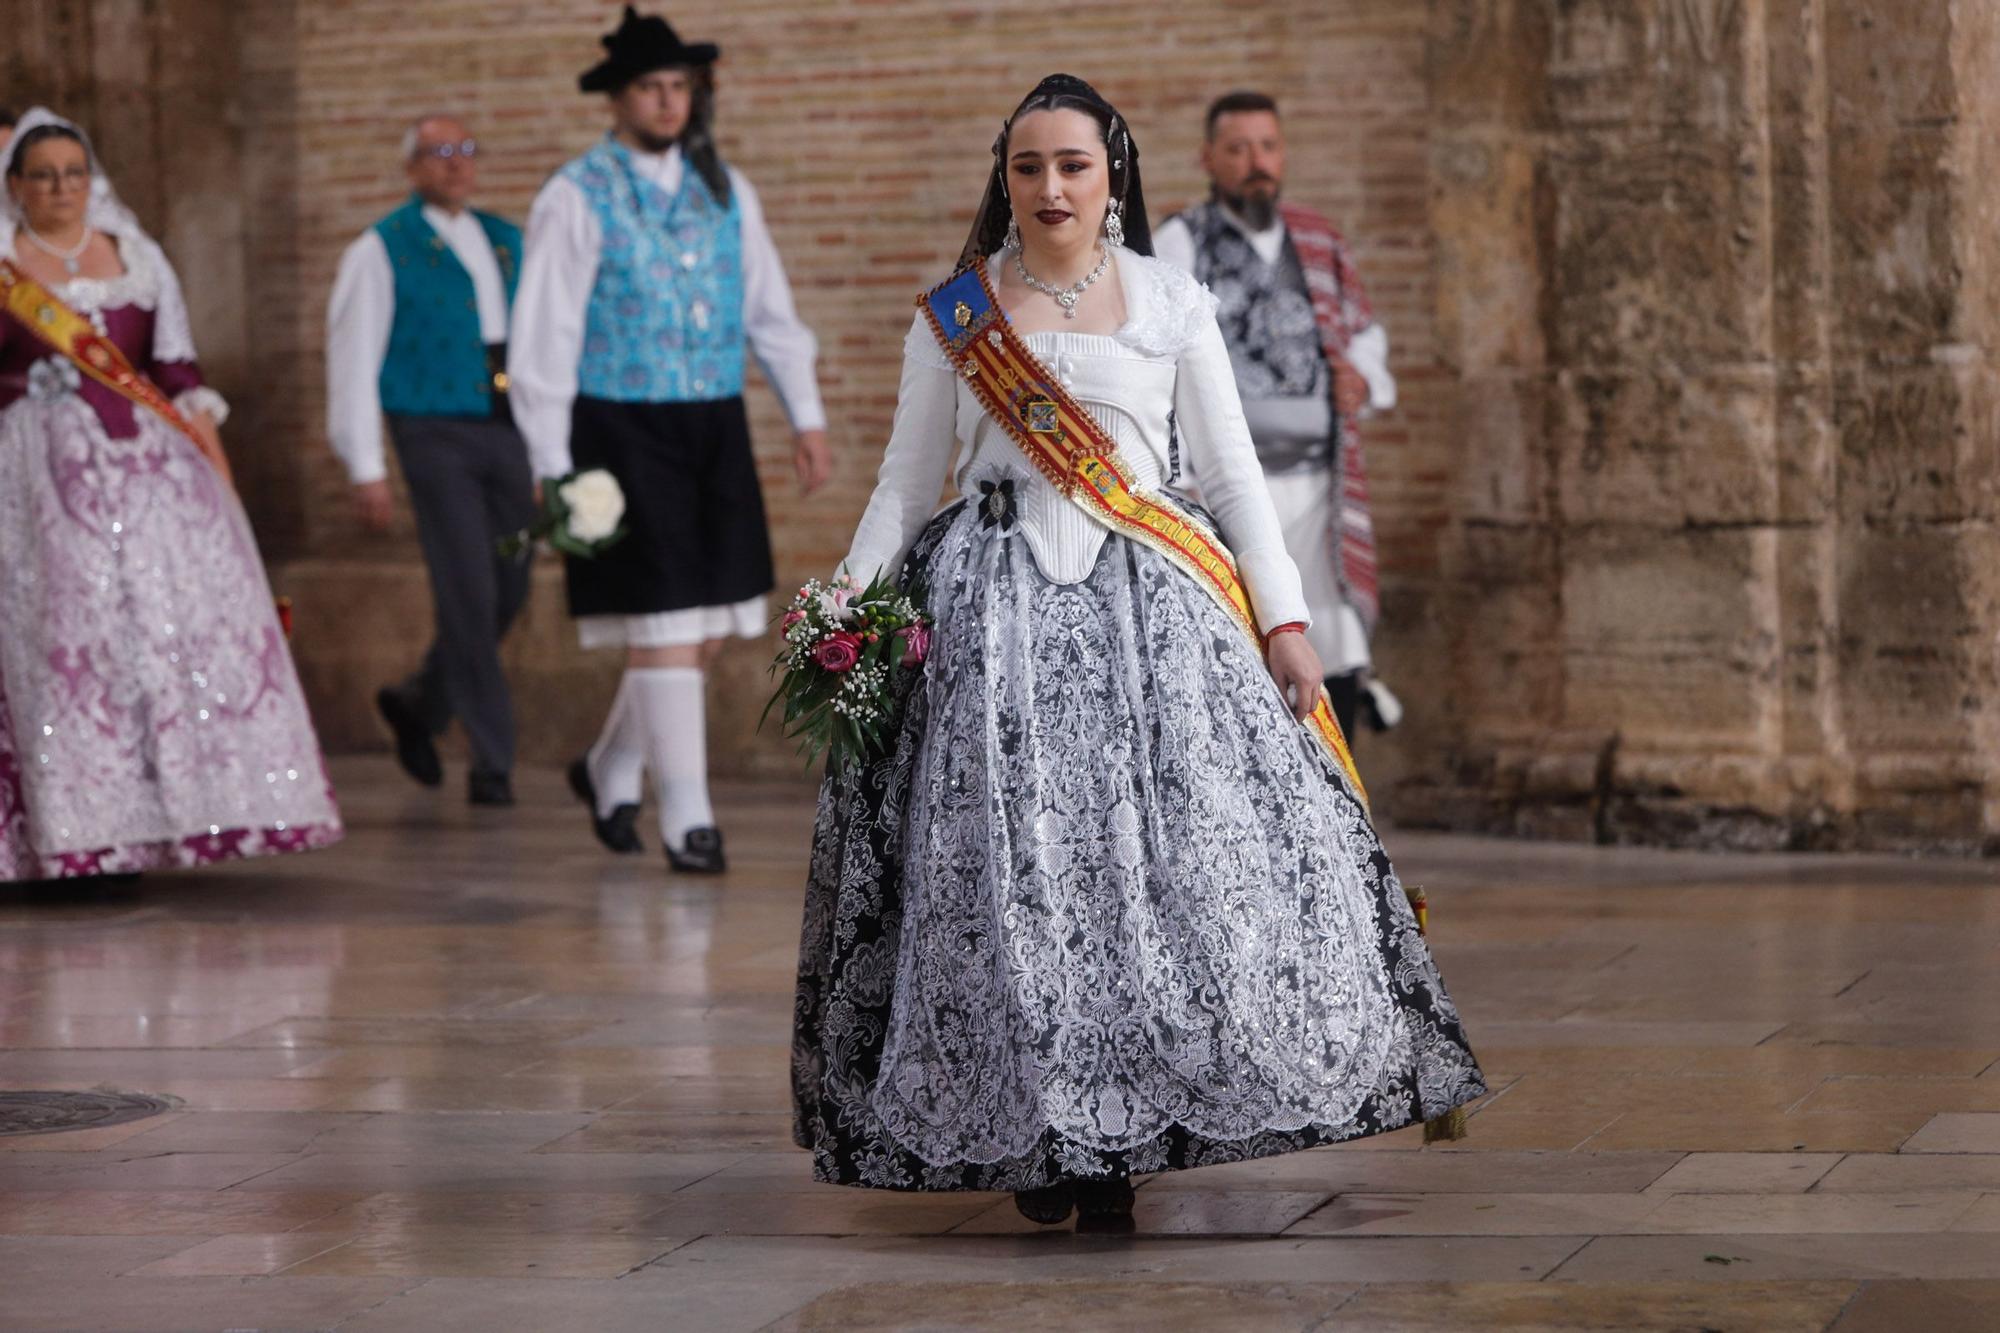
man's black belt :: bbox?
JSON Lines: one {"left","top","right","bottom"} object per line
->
{"left": 485, "top": 342, "right": 512, "bottom": 424}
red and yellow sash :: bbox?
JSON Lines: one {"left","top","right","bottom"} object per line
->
{"left": 0, "top": 258, "right": 206, "bottom": 451}
{"left": 919, "top": 263, "right": 1367, "bottom": 803}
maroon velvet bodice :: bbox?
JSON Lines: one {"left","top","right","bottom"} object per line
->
{"left": 0, "top": 297, "right": 205, "bottom": 439}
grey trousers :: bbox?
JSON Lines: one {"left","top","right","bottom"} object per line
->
{"left": 385, "top": 414, "right": 536, "bottom": 777}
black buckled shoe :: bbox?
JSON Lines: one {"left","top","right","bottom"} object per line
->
{"left": 567, "top": 758, "right": 643, "bottom": 854}
{"left": 467, "top": 770, "right": 515, "bottom": 807}
{"left": 667, "top": 826, "right": 726, "bottom": 875}
{"left": 376, "top": 687, "right": 442, "bottom": 788}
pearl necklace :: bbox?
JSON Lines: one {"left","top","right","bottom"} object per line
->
{"left": 1014, "top": 245, "right": 1109, "bottom": 320}
{"left": 23, "top": 222, "right": 93, "bottom": 276}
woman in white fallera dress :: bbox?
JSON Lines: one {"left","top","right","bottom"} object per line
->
{"left": 791, "top": 76, "right": 1483, "bottom": 1226}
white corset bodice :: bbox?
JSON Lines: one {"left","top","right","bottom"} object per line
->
{"left": 843, "top": 248, "right": 1309, "bottom": 631}
{"left": 948, "top": 330, "right": 1177, "bottom": 584}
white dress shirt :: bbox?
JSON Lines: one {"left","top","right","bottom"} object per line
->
{"left": 1153, "top": 209, "right": 1395, "bottom": 412}
{"left": 1155, "top": 208, "right": 1386, "bottom": 672}
{"left": 324, "top": 203, "right": 512, "bottom": 485}
{"left": 840, "top": 249, "right": 1311, "bottom": 634}
{"left": 507, "top": 144, "right": 825, "bottom": 480}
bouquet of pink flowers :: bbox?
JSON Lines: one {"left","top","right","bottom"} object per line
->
{"left": 764, "top": 572, "right": 932, "bottom": 768}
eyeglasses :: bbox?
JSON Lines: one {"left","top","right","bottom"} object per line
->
{"left": 18, "top": 166, "right": 90, "bottom": 190}
{"left": 415, "top": 139, "right": 478, "bottom": 161}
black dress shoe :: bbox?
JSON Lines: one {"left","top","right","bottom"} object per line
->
{"left": 376, "top": 687, "right": 442, "bottom": 788}
{"left": 567, "top": 758, "right": 643, "bottom": 854}
{"left": 666, "top": 826, "right": 726, "bottom": 874}
{"left": 1013, "top": 1181, "right": 1075, "bottom": 1225}
{"left": 1074, "top": 1176, "right": 1136, "bottom": 1233}
{"left": 467, "top": 770, "right": 515, "bottom": 807}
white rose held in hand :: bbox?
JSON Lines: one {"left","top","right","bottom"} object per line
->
{"left": 496, "top": 468, "right": 629, "bottom": 560}
{"left": 559, "top": 469, "right": 625, "bottom": 543}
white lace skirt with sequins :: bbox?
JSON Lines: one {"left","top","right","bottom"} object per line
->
{"left": 794, "top": 497, "right": 1485, "bottom": 1190}
{"left": 0, "top": 396, "right": 341, "bottom": 880}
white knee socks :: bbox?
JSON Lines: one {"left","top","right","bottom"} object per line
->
{"left": 632, "top": 666, "right": 714, "bottom": 852}
{"left": 586, "top": 672, "right": 646, "bottom": 817}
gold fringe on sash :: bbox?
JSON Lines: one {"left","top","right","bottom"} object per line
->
{"left": 1406, "top": 882, "right": 1471, "bottom": 1143}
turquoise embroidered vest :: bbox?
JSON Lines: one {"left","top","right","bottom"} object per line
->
{"left": 562, "top": 138, "right": 745, "bottom": 403}
{"left": 374, "top": 197, "right": 521, "bottom": 417}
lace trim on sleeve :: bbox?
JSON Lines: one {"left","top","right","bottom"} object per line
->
{"left": 173, "top": 385, "right": 230, "bottom": 426}
{"left": 1120, "top": 254, "right": 1221, "bottom": 360}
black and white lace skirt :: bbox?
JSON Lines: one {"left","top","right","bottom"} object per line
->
{"left": 791, "top": 499, "right": 1485, "bottom": 1192}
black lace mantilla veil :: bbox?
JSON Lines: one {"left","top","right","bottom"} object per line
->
{"left": 956, "top": 73, "right": 1156, "bottom": 267}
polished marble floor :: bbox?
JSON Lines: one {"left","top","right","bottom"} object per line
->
{"left": 2, "top": 757, "right": 1998, "bottom": 1331}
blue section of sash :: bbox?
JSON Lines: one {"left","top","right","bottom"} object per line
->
{"left": 923, "top": 266, "right": 996, "bottom": 353}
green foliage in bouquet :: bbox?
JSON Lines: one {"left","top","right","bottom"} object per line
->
{"left": 763, "top": 571, "right": 932, "bottom": 770}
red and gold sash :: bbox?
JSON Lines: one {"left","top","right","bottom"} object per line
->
{"left": 919, "top": 263, "right": 1367, "bottom": 803}
{"left": 0, "top": 258, "right": 207, "bottom": 452}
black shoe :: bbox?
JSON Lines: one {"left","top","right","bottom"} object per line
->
{"left": 376, "top": 687, "right": 442, "bottom": 788}
{"left": 467, "top": 770, "right": 515, "bottom": 807}
{"left": 1074, "top": 1177, "right": 1136, "bottom": 1233}
{"left": 666, "top": 826, "right": 726, "bottom": 874}
{"left": 567, "top": 758, "right": 643, "bottom": 854}
{"left": 1013, "top": 1181, "right": 1076, "bottom": 1226}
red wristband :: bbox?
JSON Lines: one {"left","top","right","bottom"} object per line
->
{"left": 1263, "top": 621, "right": 1307, "bottom": 645}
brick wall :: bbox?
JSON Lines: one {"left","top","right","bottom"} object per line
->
{"left": 264, "top": 0, "right": 1448, "bottom": 785}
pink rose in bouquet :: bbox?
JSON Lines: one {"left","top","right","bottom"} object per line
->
{"left": 811, "top": 631, "right": 863, "bottom": 673}
{"left": 766, "top": 571, "right": 933, "bottom": 769}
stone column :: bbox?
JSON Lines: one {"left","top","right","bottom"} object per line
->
{"left": 1424, "top": 0, "right": 2000, "bottom": 850}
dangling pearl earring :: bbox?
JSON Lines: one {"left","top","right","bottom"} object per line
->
{"left": 1103, "top": 200, "right": 1125, "bottom": 249}
{"left": 1004, "top": 215, "right": 1021, "bottom": 250}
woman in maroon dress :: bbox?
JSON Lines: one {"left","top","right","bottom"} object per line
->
{"left": 0, "top": 108, "right": 341, "bottom": 880}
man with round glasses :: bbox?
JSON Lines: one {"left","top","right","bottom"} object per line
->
{"left": 325, "top": 113, "right": 535, "bottom": 807}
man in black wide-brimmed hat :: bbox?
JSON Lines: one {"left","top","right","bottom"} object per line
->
{"left": 509, "top": 6, "right": 830, "bottom": 875}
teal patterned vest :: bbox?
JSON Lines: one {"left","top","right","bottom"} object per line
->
{"left": 562, "top": 137, "right": 745, "bottom": 403}
{"left": 374, "top": 197, "right": 521, "bottom": 417}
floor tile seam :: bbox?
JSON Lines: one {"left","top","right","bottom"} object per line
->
{"left": 1634, "top": 1148, "right": 1690, "bottom": 1191}
{"left": 1299, "top": 1281, "right": 1372, "bottom": 1332}
{"left": 263, "top": 1231, "right": 366, "bottom": 1276}
{"left": 1532, "top": 1233, "right": 1597, "bottom": 1281}
{"left": 1798, "top": 1152, "right": 1848, "bottom": 1194}
{"left": 1570, "top": 1110, "right": 1628, "bottom": 1153}
{"left": 324, "top": 1272, "right": 433, "bottom": 1329}
{"left": 666, "top": 1151, "right": 755, "bottom": 1193}
{"left": 600, "top": 1232, "right": 698, "bottom": 1279}
{"left": 1934, "top": 1189, "right": 1991, "bottom": 1232}
{"left": 216, "top": 1229, "right": 358, "bottom": 1277}
{"left": 1819, "top": 1277, "right": 1878, "bottom": 1333}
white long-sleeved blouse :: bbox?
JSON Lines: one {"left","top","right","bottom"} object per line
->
{"left": 840, "top": 247, "right": 1311, "bottom": 632}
